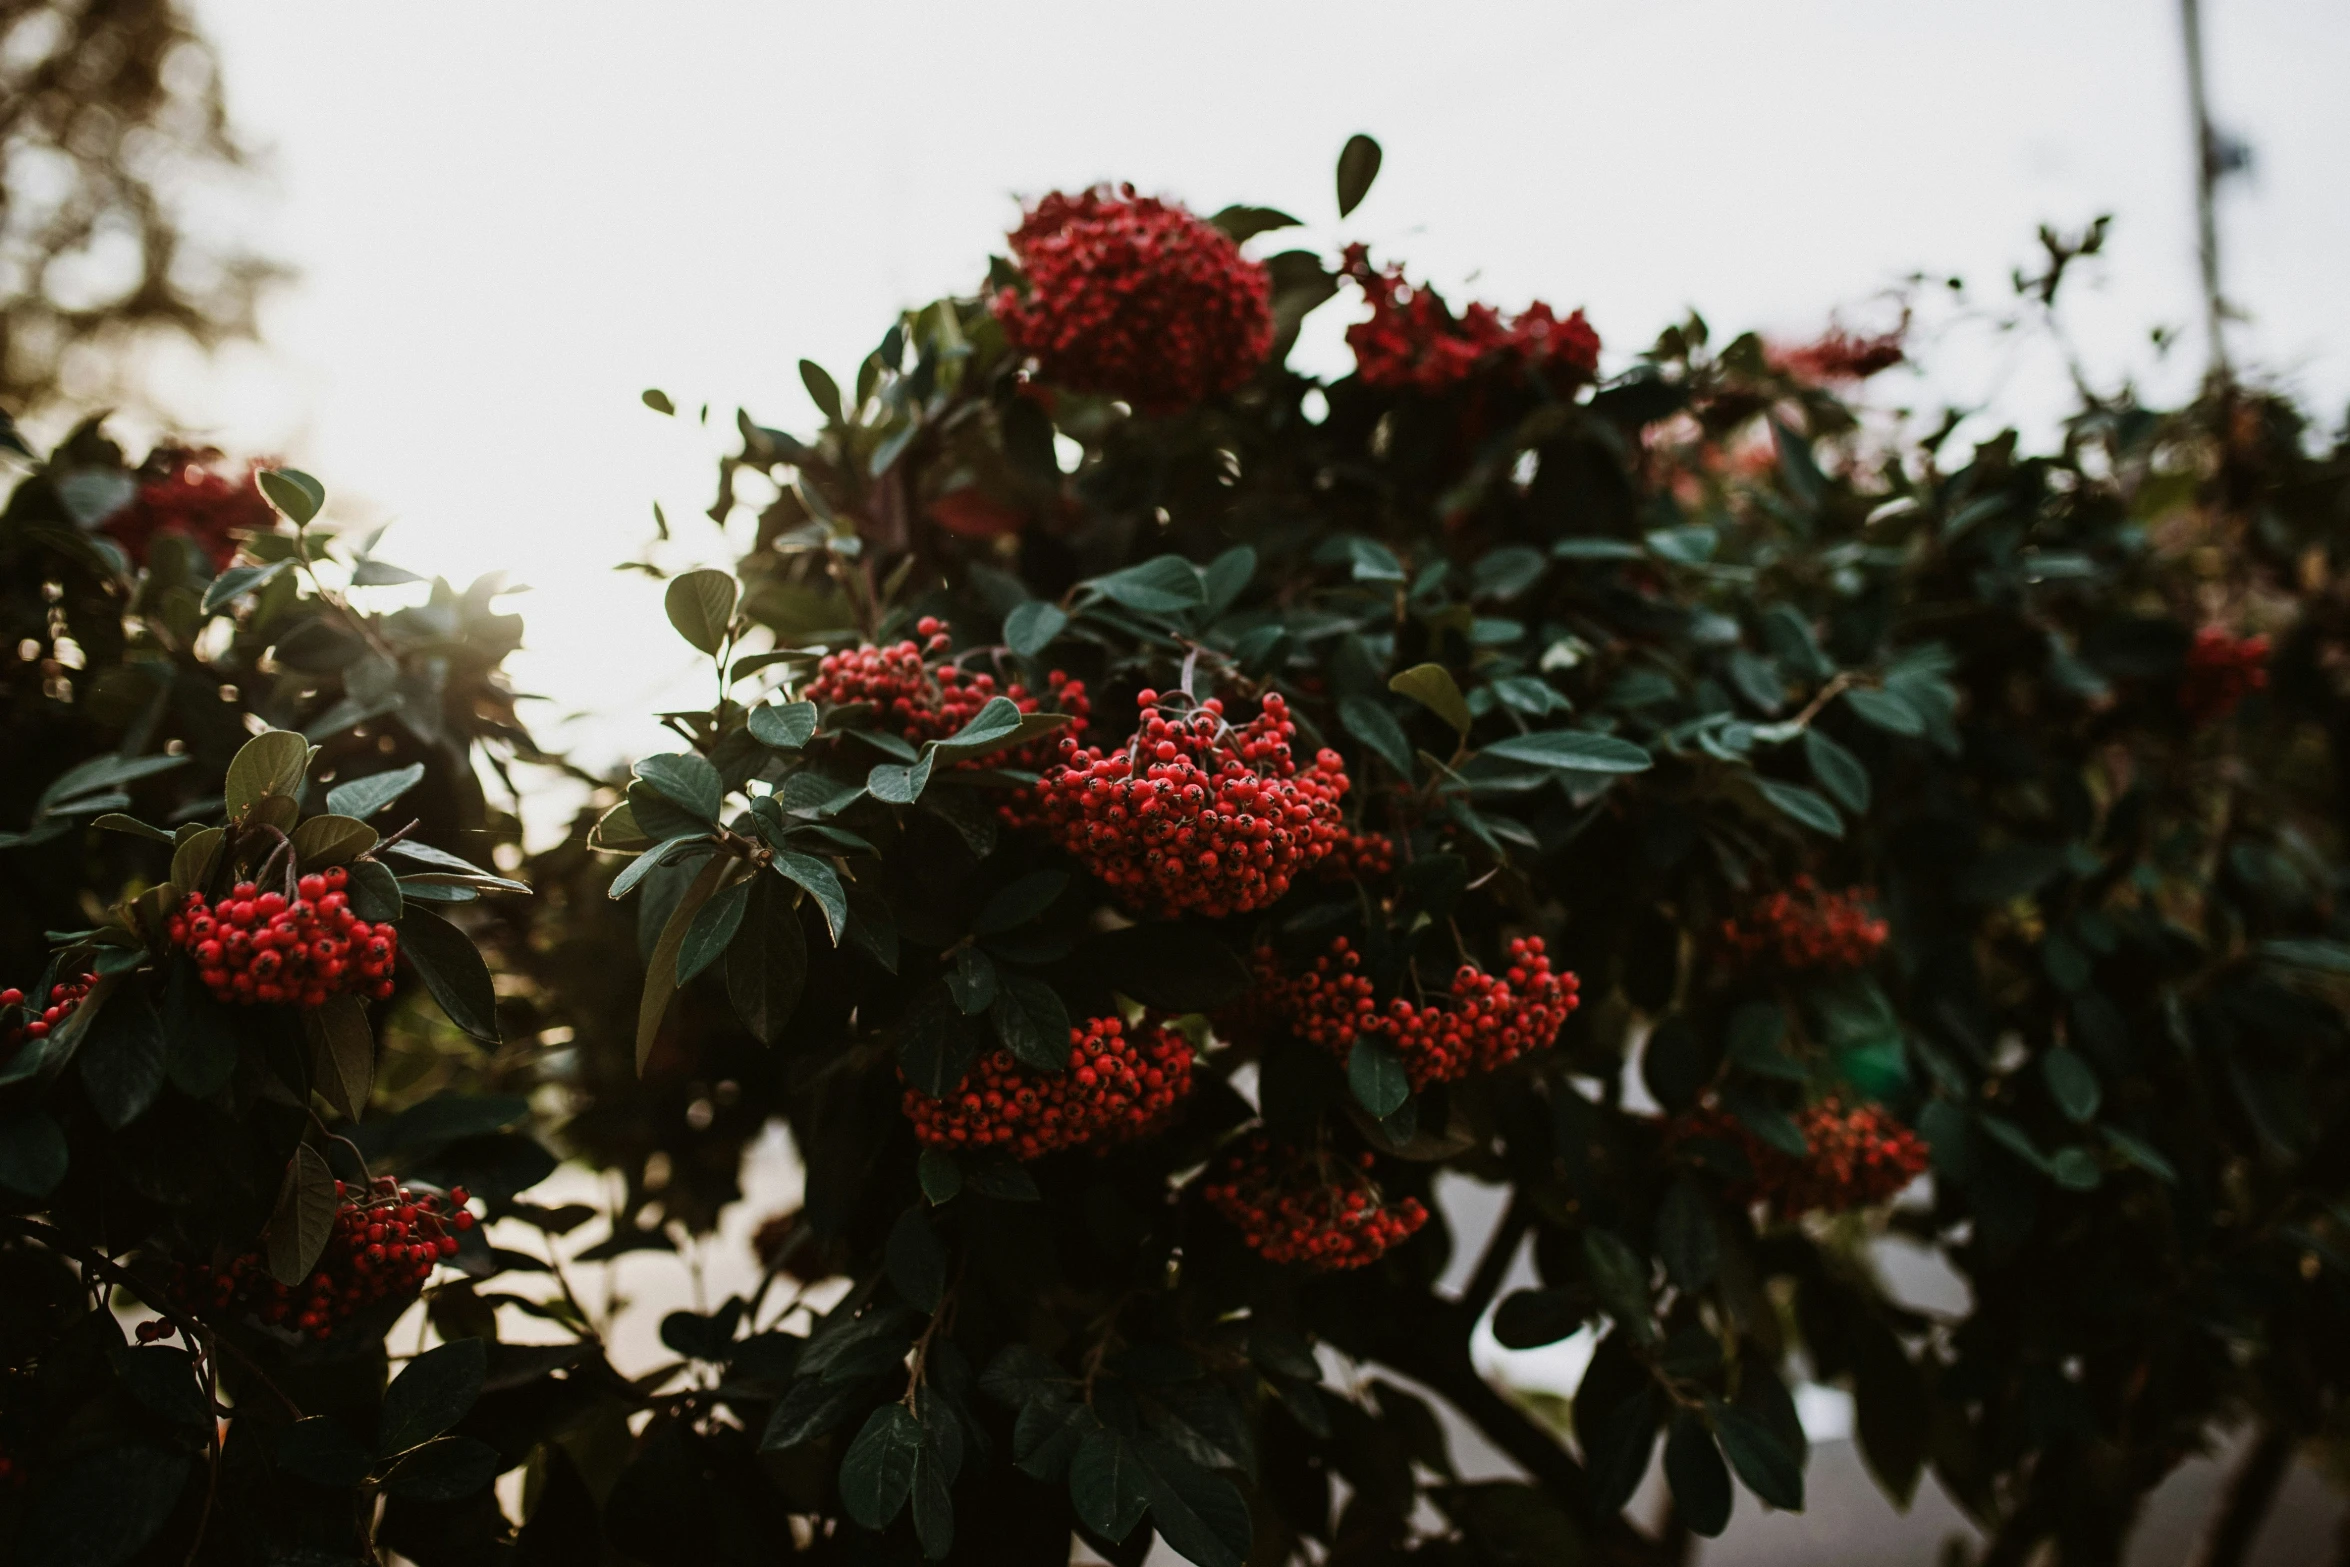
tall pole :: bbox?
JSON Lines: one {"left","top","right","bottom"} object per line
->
{"left": 2180, "top": 0, "right": 2231, "bottom": 381}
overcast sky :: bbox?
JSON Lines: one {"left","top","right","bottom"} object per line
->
{"left": 129, "top": 0, "right": 2350, "bottom": 825}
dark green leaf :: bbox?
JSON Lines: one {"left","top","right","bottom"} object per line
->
{"left": 275, "top": 1415, "right": 376, "bottom": 1487}
{"left": 725, "top": 876, "right": 807, "bottom": 1044}
{"left": 762, "top": 1378, "right": 872, "bottom": 1451}
{"left": 1656, "top": 1180, "right": 1719, "bottom": 1291}
{"left": 1133, "top": 1438, "right": 1251, "bottom": 1567}
{"left": 868, "top": 753, "right": 936, "bottom": 804}
{"left": 326, "top": 762, "right": 427, "bottom": 820}
{"left": 947, "top": 947, "right": 998, "bottom": 1015}
{"left": 1755, "top": 777, "right": 1842, "bottom": 838}
{"left": 1085, "top": 555, "right": 1204, "bottom": 616}
{"left": 1802, "top": 728, "right": 1870, "bottom": 813}
{"left": 1335, "top": 133, "right": 1382, "bottom": 218}
{"left": 993, "top": 972, "right": 1072, "bottom": 1073}
{"left": 676, "top": 874, "right": 751, "bottom": 985}
{"left": 633, "top": 751, "right": 724, "bottom": 824}
{"left": 267, "top": 1145, "right": 338, "bottom": 1286}
{"left": 381, "top": 1435, "right": 500, "bottom": 1501}
{"left": 1201, "top": 546, "right": 1257, "bottom": 619}
{"left": 1347, "top": 1036, "right": 1409, "bottom": 1117}
{"left": 1340, "top": 697, "right": 1415, "bottom": 777}
{"left": 1726, "top": 1001, "right": 1803, "bottom": 1081}
{"left": 976, "top": 870, "right": 1068, "bottom": 934}
{"left": 1389, "top": 663, "right": 1472, "bottom": 735}
{"left": 1582, "top": 1230, "right": 1652, "bottom": 1336}
{"left": 2042, "top": 1048, "right": 2101, "bottom": 1123}
{"left": 398, "top": 906, "right": 500, "bottom": 1044}
{"left": 1492, "top": 1288, "right": 1585, "bottom": 1350}
{"left": 900, "top": 986, "right": 976, "bottom": 1099}
{"left": 0, "top": 1107, "right": 68, "bottom": 1197}
{"left": 1843, "top": 686, "right": 1924, "bottom": 737}
{"left": 1070, "top": 1429, "right": 1150, "bottom": 1542}
{"left": 1482, "top": 729, "right": 1652, "bottom": 773}
{"left": 258, "top": 466, "right": 325, "bottom": 524}
{"left": 748, "top": 700, "right": 818, "bottom": 750}
{"left": 801, "top": 359, "right": 845, "bottom": 423}
{"left": 918, "top": 1148, "right": 963, "bottom": 1205}
{"left": 78, "top": 978, "right": 164, "bottom": 1129}
{"left": 378, "top": 1336, "right": 486, "bottom": 1456}
{"left": 15, "top": 1445, "right": 190, "bottom": 1567}
{"left": 608, "top": 834, "right": 712, "bottom": 901}
{"left": 840, "top": 1404, "right": 923, "bottom": 1529}
{"left": 771, "top": 850, "right": 848, "bottom": 943}
{"left": 1005, "top": 600, "right": 1068, "bottom": 657}
{"left": 1665, "top": 1412, "right": 1732, "bottom": 1537}
{"left": 1713, "top": 1402, "right": 1803, "bottom": 1510}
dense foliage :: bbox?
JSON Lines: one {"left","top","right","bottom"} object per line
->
{"left": 3, "top": 137, "right": 2348, "bottom": 1567}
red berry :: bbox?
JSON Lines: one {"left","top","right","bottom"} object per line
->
{"left": 1203, "top": 1134, "right": 1428, "bottom": 1270}
{"left": 1339, "top": 244, "right": 1600, "bottom": 394}
{"left": 1248, "top": 936, "right": 1579, "bottom": 1089}
{"left": 900, "top": 1015, "right": 1195, "bottom": 1160}
{"left": 1719, "top": 878, "right": 1887, "bottom": 974}
{"left": 2179, "top": 626, "right": 2270, "bottom": 726}
{"left": 1666, "top": 1098, "right": 1928, "bottom": 1218}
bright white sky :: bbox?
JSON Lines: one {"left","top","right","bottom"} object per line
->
{"left": 116, "top": 0, "right": 2350, "bottom": 829}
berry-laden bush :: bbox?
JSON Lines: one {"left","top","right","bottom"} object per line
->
{"left": 8, "top": 136, "right": 2350, "bottom": 1567}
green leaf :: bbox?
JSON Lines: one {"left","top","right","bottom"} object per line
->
{"left": 200, "top": 558, "right": 294, "bottom": 614}
{"left": 676, "top": 873, "right": 752, "bottom": 986}
{"left": 1713, "top": 1402, "right": 1803, "bottom": 1510}
{"left": 2042, "top": 1048, "right": 2101, "bottom": 1123}
{"left": 1206, "top": 207, "right": 1300, "bottom": 244}
{"left": 347, "top": 858, "right": 404, "bottom": 923}
{"left": 1132, "top": 1438, "right": 1251, "bottom": 1567}
{"left": 1070, "top": 1429, "right": 1150, "bottom": 1542}
{"left": 78, "top": 979, "right": 165, "bottom": 1130}
{"left": 398, "top": 906, "right": 500, "bottom": 1045}
{"left": 291, "top": 812, "right": 379, "bottom": 867}
{"left": 1755, "top": 777, "right": 1843, "bottom": 838}
{"left": 640, "top": 855, "right": 729, "bottom": 1070}
{"left": 868, "top": 754, "right": 936, "bottom": 805}
{"left": 800, "top": 359, "right": 845, "bottom": 424}
{"left": 901, "top": 985, "right": 977, "bottom": 1099}
{"left": 1802, "top": 728, "right": 1871, "bottom": 814}
{"left": 947, "top": 947, "right": 999, "bottom": 1015}
{"left": 380, "top": 1435, "right": 500, "bottom": 1501}
{"left": 840, "top": 1404, "right": 923, "bottom": 1530}
{"left": 276, "top": 1416, "right": 375, "bottom": 1487}
{"left": 1656, "top": 1179, "right": 1719, "bottom": 1292}
{"left": 378, "top": 1337, "right": 487, "bottom": 1456}
{"left": 1725, "top": 1001, "right": 1804, "bottom": 1081}
{"left": 931, "top": 695, "right": 1025, "bottom": 756}
{"left": 976, "top": 870, "right": 1068, "bottom": 934}
{"left": 886, "top": 1207, "right": 947, "bottom": 1313}
{"left": 0, "top": 1107, "right": 68, "bottom": 1197}
{"left": 748, "top": 700, "right": 818, "bottom": 750}
{"left": 2103, "top": 1126, "right": 2178, "bottom": 1183}
{"left": 110, "top": 1346, "right": 210, "bottom": 1428}
{"left": 1347, "top": 1036, "right": 1410, "bottom": 1117}
{"left": 224, "top": 729, "right": 312, "bottom": 819}
{"left": 1482, "top": 728, "right": 1652, "bottom": 773}
{"left": 1492, "top": 1288, "right": 1586, "bottom": 1349}
{"left": 633, "top": 752, "right": 724, "bottom": 825}
{"left": 1389, "top": 663, "right": 1472, "bottom": 735}
{"left": 664, "top": 569, "right": 738, "bottom": 656}
{"left": 1085, "top": 555, "right": 1205, "bottom": 616}
{"left": 1005, "top": 600, "right": 1068, "bottom": 657}
{"left": 1340, "top": 697, "right": 1415, "bottom": 778}
{"left": 641, "top": 388, "right": 675, "bottom": 414}
{"left": 267, "top": 1146, "right": 338, "bottom": 1287}
{"left": 325, "top": 762, "right": 426, "bottom": 820}
{"left": 1725, "top": 1090, "right": 1809, "bottom": 1157}
{"left": 1843, "top": 686, "right": 1925, "bottom": 737}
{"left": 1665, "top": 1411, "right": 1732, "bottom": 1537}
{"left": 1335, "top": 132, "right": 1383, "bottom": 218}
{"left": 90, "top": 813, "right": 174, "bottom": 845}
{"left": 771, "top": 851, "right": 848, "bottom": 943}
{"left": 1582, "top": 1230, "right": 1652, "bottom": 1338}
{"left": 918, "top": 1149, "right": 963, "bottom": 1205}
{"left": 725, "top": 876, "right": 806, "bottom": 1045}
{"left": 993, "top": 972, "right": 1072, "bottom": 1073}
{"left": 607, "top": 834, "right": 712, "bottom": 901}
{"left": 303, "top": 993, "right": 375, "bottom": 1122}
{"left": 258, "top": 467, "right": 325, "bottom": 525}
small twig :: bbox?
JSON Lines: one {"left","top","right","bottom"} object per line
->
{"left": 182, "top": 1327, "right": 221, "bottom": 1567}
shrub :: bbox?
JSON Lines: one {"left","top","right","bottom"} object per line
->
{"left": 4, "top": 138, "right": 2349, "bottom": 1567}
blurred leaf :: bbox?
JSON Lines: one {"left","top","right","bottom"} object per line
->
{"left": 1336, "top": 133, "right": 1383, "bottom": 217}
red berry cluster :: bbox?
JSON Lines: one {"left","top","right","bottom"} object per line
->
{"left": 2179, "top": 626, "right": 2270, "bottom": 726}
{"left": 1033, "top": 691, "right": 1349, "bottom": 918}
{"left": 1203, "top": 1136, "right": 1429, "bottom": 1270}
{"left": 1667, "top": 1099, "right": 1928, "bottom": 1218}
{"left": 101, "top": 450, "right": 271, "bottom": 571}
{"left": 1340, "top": 244, "right": 1600, "bottom": 394}
{"left": 158, "top": 1178, "right": 473, "bottom": 1342}
{"left": 167, "top": 871, "right": 399, "bottom": 1006}
{"left": 994, "top": 186, "right": 1272, "bottom": 415}
{"left": 1315, "top": 824, "right": 1396, "bottom": 882}
{"left": 1, "top": 972, "right": 94, "bottom": 1051}
{"left": 804, "top": 617, "right": 1090, "bottom": 772}
{"left": 1772, "top": 326, "right": 1907, "bottom": 383}
{"left": 1720, "top": 877, "right": 1887, "bottom": 972}
{"left": 901, "top": 1015, "right": 1196, "bottom": 1161}
{"left": 1256, "top": 936, "right": 1580, "bottom": 1089}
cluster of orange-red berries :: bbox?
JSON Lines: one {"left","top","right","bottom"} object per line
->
{"left": 101, "top": 450, "right": 270, "bottom": 571}
{"left": 804, "top": 617, "right": 1089, "bottom": 772}
{"left": 1670, "top": 1099, "right": 1928, "bottom": 1217}
{"left": 1, "top": 972, "right": 94, "bottom": 1051}
{"left": 1204, "top": 1136, "right": 1429, "bottom": 1270}
{"left": 994, "top": 187, "right": 1272, "bottom": 415}
{"left": 1340, "top": 244, "right": 1600, "bottom": 394}
{"left": 1772, "top": 326, "right": 1907, "bottom": 383}
{"left": 167, "top": 870, "right": 399, "bottom": 1006}
{"left": 1720, "top": 877, "right": 1887, "bottom": 973}
{"left": 1034, "top": 691, "right": 1349, "bottom": 919}
{"left": 902, "top": 1015, "right": 1195, "bottom": 1161}
{"left": 1316, "top": 824, "right": 1396, "bottom": 881}
{"left": 156, "top": 1179, "right": 472, "bottom": 1342}
{"left": 1256, "top": 936, "right": 1579, "bottom": 1089}
{"left": 2179, "top": 626, "right": 2270, "bottom": 726}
